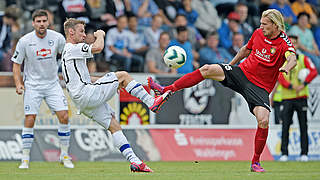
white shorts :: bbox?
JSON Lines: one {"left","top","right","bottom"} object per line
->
{"left": 75, "top": 72, "right": 119, "bottom": 129}
{"left": 24, "top": 82, "right": 68, "bottom": 115}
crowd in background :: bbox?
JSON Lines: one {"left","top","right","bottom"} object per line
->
{"left": 1, "top": 0, "right": 320, "bottom": 74}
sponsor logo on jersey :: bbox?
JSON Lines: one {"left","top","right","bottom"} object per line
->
{"left": 48, "top": 40, "right": 54, "bottom": 46}
{"left": 36, "top": 49, "right": 52, "bottom": 57}
{"left": 270, "top": 47, "right": 276, "bottom": 54}
{"left": 28, "top": 43, "right": 36, "bottom": 46}
{"left": 255, "top": 49, "right": 271, "bottom": 62}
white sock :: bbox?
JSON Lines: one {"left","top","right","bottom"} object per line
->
{"left": 112, "top": 130, "right": 142, "bottom": 164}
{"left": 58, "top": 123, "right": 71, "bottom": 157}
{"left": 125, "top": 80, "right": 155, "bottom": 107}
{"left": 21, "top": 127, "right": 34, "bottom": 161}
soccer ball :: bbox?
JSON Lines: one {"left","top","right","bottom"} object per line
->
{"left": 298, "top": 68, "right": 310, "bottom": 82}
{"left": 163, "top": 45, "right": 186, "bottom": 69}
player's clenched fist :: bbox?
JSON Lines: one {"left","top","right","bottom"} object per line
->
{"left": 94, "top": 30, "right": 105, "bottom": 38}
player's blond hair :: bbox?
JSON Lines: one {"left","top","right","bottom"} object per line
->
{"left": 63, "top": 18, "right": 85, "bottom": 36}
{"left": 262, "top": 9, "right": 285, "bottom": 32}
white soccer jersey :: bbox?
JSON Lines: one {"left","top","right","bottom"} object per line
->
{"left": 11, "top": 30, "right": 66, "bottom": 89}
{"left": 61, "top": 43, "right": 93, "bottom": 99}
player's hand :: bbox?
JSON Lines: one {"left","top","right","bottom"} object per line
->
{"left": 279, "top": 67, "right": 289, "bottom": 75}
{"left": 94, "top": 30, "right": 105, "bottom": 38}
{"left": 16, "top": 84, "right": 25, "bottom": 95}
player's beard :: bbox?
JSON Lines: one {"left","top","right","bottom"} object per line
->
{"left": 37, "top": 27, "right": 47, "bottom": 36}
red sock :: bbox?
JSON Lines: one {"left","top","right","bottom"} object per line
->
{"left": 252, "top": 127, "right": 268, "bottom": 164}
{"left": 163, "top": 69, "right": 205, "bottom": 92}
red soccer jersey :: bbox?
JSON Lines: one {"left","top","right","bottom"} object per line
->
{"left": 239, "top": 29, "right": 296, "bottom": 93}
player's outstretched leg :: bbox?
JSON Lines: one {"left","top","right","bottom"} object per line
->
{"left": 108, "top": 117, "right": 153, "bottom": 172}
{"left": 117, "top": 71, "right": 172, "bottom": 113}
{"left": 57, "top": 122, "right": 74, "bottom": 168}
{"left": 148, "top": 69, "right": 205, "bottom": 95}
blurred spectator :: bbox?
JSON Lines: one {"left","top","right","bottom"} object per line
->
{"left": 289, "top": 12, "right": 320, "bottom": 72}
{"left": 314, "top": 27, "right": 320, "bottom": 53}
{"left": 144, "top": 14, "right": 163, "bottom": 48}
{"left": 169, "top": 26, "right": 197, "bottom": 74}
{"left": 127, "top": 15, "right": 149, "bottom": 59}
{"left": 169, "top": 14, "right": 205, "bottom": 51}
{"left": 130, "top": 0, "right": 159, "bottom": 27}
{"left": 145, "top": 32, "right": 176, "bottom": 74}
{"left": 87, "top": 0, "right": 132, "bottom": 32}
{"left": 218, "top": 12, "right": 243, "bottom": 49}
{"left": 259, "top": 0, "right": 276, "bottom": 15}
{"left": 178, "top": 0, "right": 198, "bottom": 28}
{"left": 45, "top": 10, "right": 56, "bottom": 31}
{"left": 0, "top": 5, "right": 21, "bottom": 71}
{"left": 211, "top": 0, "right": 238, "bottom": 17}
{"left": 154, "top": 0, "right": 180, "bottom": 23}
{"left": 191, "top": 0, "right": 221, "bottom": 38}
{"left": 58, "top": 0, "right": 91, "bottom": 34}
{"left": 291, "top": 0, "right": 318, "bottom": 26}
{"left": 105, "top": 15, "right": 144, "bottom": 72}
{"left": 235, "top": 2, "right": 253, "bottom": 43}
{"left": 199, "top": 31, "right": 232, "bottom": 66}
{"left": 228, "top": 32, "right": 244, "bottom": 57}
{"left": 269, "top": 0, "right": 297, "bottom": 28}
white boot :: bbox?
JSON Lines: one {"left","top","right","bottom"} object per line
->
{"left": 19, "top": 159, "right": 29, "bottom": 169}
{"left": 60, "top": 155, "right": 74, "bottom": 168}
{"left": 300, "top": 155, "right": 309, "bottom": 162}
{"left": 279, "top": 155, "right": 288, "bottom": 162}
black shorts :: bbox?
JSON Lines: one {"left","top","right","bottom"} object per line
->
{"left": 218, "top": 64, "right": 271, "bottom": 114}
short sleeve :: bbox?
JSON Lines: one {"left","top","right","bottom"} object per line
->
{"left": 11, "top": 39, "right": 26, "bottom": 64}
{"left": 57, "top": 34, "right": 66, "bottom": 54}
{"left": 246, "top": 29, "right": 258, "bottom": 50}
{"left": 66, "top": 43, "right": 93, "bottom": 60}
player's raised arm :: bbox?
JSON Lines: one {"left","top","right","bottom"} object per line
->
{"left": 229, "top": 44, "right": 251, "bottom": 65}
{"left": 91, "top": 30, "right": 105, "bottom": 54}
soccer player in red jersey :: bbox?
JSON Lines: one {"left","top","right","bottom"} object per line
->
{"left": 148, "top": 9, "right": 297, "bottom": 172}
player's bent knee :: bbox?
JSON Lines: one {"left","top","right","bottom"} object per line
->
{"left": 258, "top": 118, "right": 269, "bottom": 128}
{"left": 108, "top": 117, "right": 122, "bottom": 133}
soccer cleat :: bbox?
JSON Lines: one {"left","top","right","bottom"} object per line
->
{"left": 130, "top": 162, "right": 153, "bottom": 172}
{"left": 147, "top": 77, "right": 164, "bottom": 96}
{"left": 250, "top": 162, "right": 265, "bottom": 172}
{"left": 279, "top": 155, "right": 288, "bottom": 162}
{"left": 19, "top": 160, "right": 29, "bottom": 169}
{"left": 149, "top": 90, "right": 172, "bottom": 113}
{"left": 60, "top": 155, "right": 74, "bottom": 168}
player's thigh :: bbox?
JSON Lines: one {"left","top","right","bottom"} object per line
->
{"left": 88, "top": 72, "right": 119, "bottom": 106}
{"left": 44, "top": 84, "right": 68, "bottom": 112}
{"left": 200, "top": 64, "right": 225, "bottom": 81}
{"left": 24, "top": 88, "right": 43, "bottom": 115}
{"left": 82, "top": 103, "right": 114, "bottom": 130}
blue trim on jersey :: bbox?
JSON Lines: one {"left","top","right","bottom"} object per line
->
{"left": 22, "top": 134, "right": 34, "bottom": 139}
{"left": 58, "top": 132, "right": 71, "bottom": 136}
{"left": 119, "top": 144, "right": 131, "bottom": 152}
{"left": 129, "top": 83, "right": 141, "bottom": 94}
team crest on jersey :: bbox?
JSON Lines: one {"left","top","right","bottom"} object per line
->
{"left": 48, "top": 40, "right": 54, "bottom": 46}
{"left": 82, "top": 44, "right": 89, "bottom": 52}
{"left": 37, "top": 49, "right": 52, "bottom": 57}
{"left": 270, "top": 47, "right": 276, "bottom": 54}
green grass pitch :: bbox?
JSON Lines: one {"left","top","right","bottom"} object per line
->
{"left": 0, "top": 161, "right": 319, "bottom": 180}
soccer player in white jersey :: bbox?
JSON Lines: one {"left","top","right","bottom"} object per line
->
{"left": 61, "top": 18, "right": 171, "bottom": 172}
{"left": 12, "top": 10, "right": 74, "bottom": 169}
